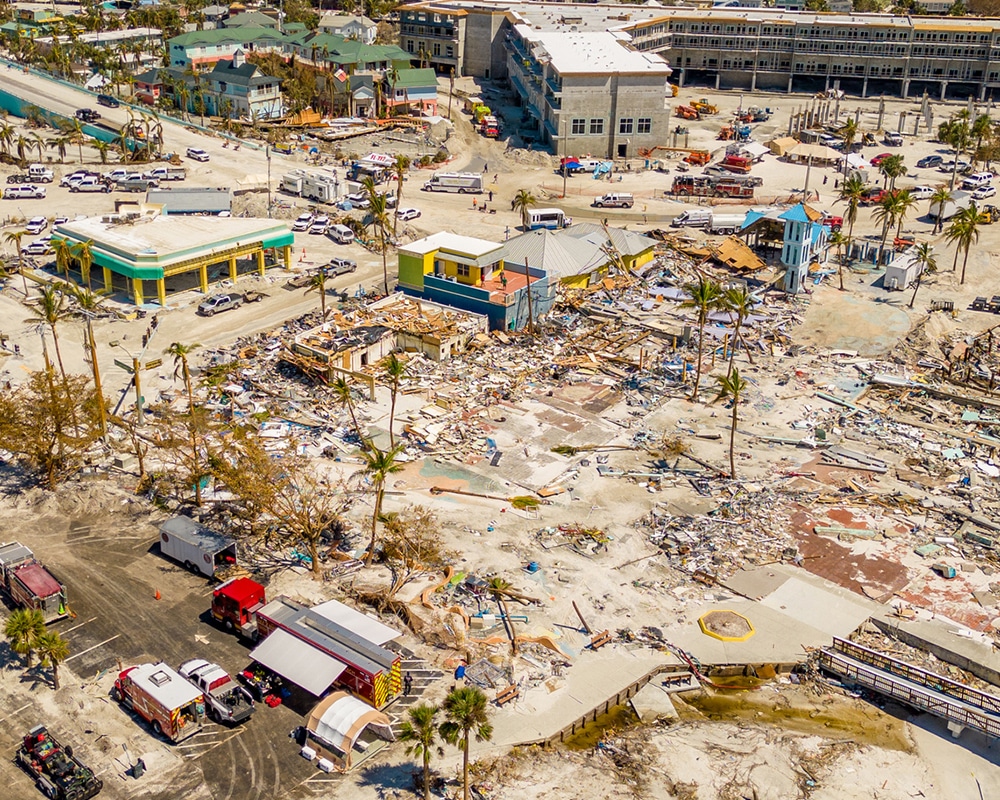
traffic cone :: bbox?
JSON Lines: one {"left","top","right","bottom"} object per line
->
{"left": 154, "top": 589, "right": 161, "bottom": 600}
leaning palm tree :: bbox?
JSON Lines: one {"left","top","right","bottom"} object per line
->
{"left": 36, "top": 630, "right": 70, "bottom": 690}
{"left": 715, "top": 367, "right": 748, "bottom": 479}
{"left": 3, "top": 228, "right": 29, "bottom": 294}
{"left": 368, "top": 192, "right": 392, "bottom": 294}
{"left": 52, "top": 237, "right": 73, "bottom": 280}
{"left": 721, "top": 285, "right": 755, "bottom": 370}
{"left": 908, "top": 242, "right": 937, "bottom": 309}
{"left": 70, "top": 239, "right": 95, "bottom": 289}
{"left": 392, "top": 153, "right": 408, "bottom": 238}
{"left": 873, "top": 191, "right": 902, "bottom": 257}
{"left": 332, "top": 376, "right": 362, "bottom": 441}
{"left": 930, "top": 186, "right": 954, "bottom": 235}
{"left": 513, "top": 188, "right": 536, "bottom": 231}
{"left": 488, "top": 576, "right": 518, "bottom": 655}
{"left": 381, "top": 352, "right": 406, "bottom": 447}
{"left": 894, "top": 189, "right": 917, "bottom": 238}
{"left": 305, "top": 270, "right": 328, "bottom": 318}
{"left": 4, "top": 608, "right": 46, "bottom": 668}
{"left": 838, "top": 118, "right": 859, "bottom": 178}
{"left": 399, "top": 703, "right": 442, "bottom": 800}
{"left": 680, "top": 276, "right": 722, "bottom": 401}
{"left": 166, "top": 341, "right": 203, "bottom": 505}
{"left": 359, "top": 443, "right": 404, "bottom": 566}
{"left": 440, "top": 687, "right": 493, "bottom": 800}
{"left": 948, "top": 203, "right": 981, "bottom": 285}
{"left": 23, "top": 285, "right": 76, "bottom": 426}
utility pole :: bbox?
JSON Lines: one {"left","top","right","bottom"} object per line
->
{"left": 561, "top": 117, "right": 567, "bottom": 198}
{"left": 132, "top": 357, "right": 144, "bottom": 425}
{"left": 86, "top": 316, "right": 106, "bottom": 436}
{"left": 266, "top": 145, "right": 272, "bottom": 218}
{"left": 523, "top": 258, "right": 534, "bottom": 336}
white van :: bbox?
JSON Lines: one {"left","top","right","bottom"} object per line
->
{"left": 327, "top": 224, "right": 355, "bottom": 244}
{"left": 592, "top": 192, "right": 634, "bottom": 208}
{"left": 671, "top": 209, "right": 713, "bottom": 228}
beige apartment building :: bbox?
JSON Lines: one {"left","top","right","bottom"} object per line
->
{"left": 625, "top": 10, "right": 1000, "bottom": 100}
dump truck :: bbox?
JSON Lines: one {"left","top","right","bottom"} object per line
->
{"left": 929, "top": 190, "right": 972, "bottom": 222}
{"left": 158, "top": 516, "right": 238, "bottom": 577}
{"left": 684, "top": 150, "right": 710, "bottom": 166}
{"left": 16, "top": 725, "right": 103, "bottom": 800}
{"left": 112, "top": 663, "right": 206, "bottom": 742}
{"left": 178, "top": 659, "right": 255, "bottom": 724}
{"left": 0, "top": 542, "right": 69, "bottom": 623}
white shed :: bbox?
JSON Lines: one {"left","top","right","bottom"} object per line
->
{"left": 884, "top": 250, "right": 923, "bottom": 291}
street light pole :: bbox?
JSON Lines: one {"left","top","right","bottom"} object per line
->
{"left": 132, "top": 356, "right": 144, "bottom": 425}
{"left": 86, "top": 316, "right": 107, "bottom": 436}
{"left": 561, "top": 117, "right": 567, "bottom": 199}
{"left": 266, "top": 144, "right": 272, "bottom": 218}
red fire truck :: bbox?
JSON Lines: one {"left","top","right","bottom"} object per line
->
{"left": 112, "top": 663, "right": 206, "bottom": 742}
{"left": 0, "top": 542, "right": 69, "bottom": 623}
{"left": 671, "top": 175, "right": 754, "bottom": 199}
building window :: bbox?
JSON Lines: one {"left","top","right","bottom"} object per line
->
{"left": 433, "top": 42, "right": 441, "bottom": 56}
{"left": 637, "top": 117, "right": 651, "bottom": 134}
{"left": 590, "top": 118, "right": 604, "bottom": 135}
{"left": 619, "top": 118, "right": 634, "bottom": 134}
{"left": 457, "top": 264, "right": 471, "bottom": 277}
{"left": 571, "top": 117, "right": 586, "bottom": 135}
{"left": 406, "top": 40, "right": 414, "bottom": 53}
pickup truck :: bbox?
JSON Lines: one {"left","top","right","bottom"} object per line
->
{"left": 143, "top": 166, "right": 186, "bottom": 182}
{"left": 323, "top": 257, "right": 357, "bottom": 276}
{"left": 16, "top": 725, "right": 103, "bottom": 800}
{"left": 178, "top": 659, "right": 254, "bottom": 724}
{"left": 70, "top": 177, "right": 111, "bottom": 193}
{"left": 197, "top": 293, "right": 243, "bottom": 316}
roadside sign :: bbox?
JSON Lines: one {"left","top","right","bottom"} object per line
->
{"left": 113, "top": 359, "right": 134, "bottom": 373}
{"left": 144, "top": 358, "right": 162, "bottom": 370}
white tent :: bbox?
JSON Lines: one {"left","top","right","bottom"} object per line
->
{"left": 785, "top": 142, "right": 842, "bottom": 164}
{"left": 742, "top": 142, "right": 770, "bottom": 161}
{"left": 306, "top": 692, "right": 394, "bottom": 770}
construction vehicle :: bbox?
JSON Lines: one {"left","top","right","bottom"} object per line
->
{"left": 747, "top": 105, "right": 770, "bottom": 122}
{"left": 112, "top": 663, "right": 206, "bottom": 742}
{"left": 980, "top": 204, "right": 1000, "bottom": 223}
{"left": 0, "top": 542, "right": 69, "bottom": 623}
{"left": 676, "top": 105, "right": 700, "bottom": 121}
{"left": 691, "top": 98, "right": 718, "bottom": 115}
{"left": 178, "top": 659, "right": 255, "bottom": 725}
{"left": 719, "top": 154, "right": 753, "bottom": 174}
{"left": 684, "top": 150, "right": 711, "bottom": 166}
{"left": 862, "top": 132, "right": 877, "bottom": 146}
{"left": 16, "top": 725, "right": 103, "bottom": 800}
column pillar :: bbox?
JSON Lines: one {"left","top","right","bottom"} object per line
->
{"left": 787, "top": 75, "right": 793, "bottom": 93}
{"left": 257, "top": 249, "right": 266, "bottom": 276}
{"left": 678, "top": 69, "right": 685, "bottom": 88}
{"left": 980, "top": 83, "right": 988, "bottom": 101}
{"left": 940, "top": 80, "right": 948, "bottom": 99}
{"left": 132, "top": 278, "right": 144, "bottom": 306}
{"left": 715, "top": 73, "right": 721, "bottom": 90}
{"left": 228, "top": 255, "right": 237, "bottom": 282}
{"left": 157, "top": 278, "right": 166, "bottom": 307}
{"left": 199, "top": 263, "right": 208, "bottom": 293}
{"left": 862, "top": 77, "right": 869, "bottom": 98}
{"left": 102, "top": 266, "right": 113, "bottom": 290}
{"left": 283, "top": 245, "right": 292, "bottom": 268}
{"left": 902, "top": 79, "right": 910, "bottom": 99}
{"left": 751, "top": 72, "right": 757, "bottom": 92}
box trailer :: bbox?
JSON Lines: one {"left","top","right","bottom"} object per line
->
{"left": 929, "top": 190, "right": 972, "bottom": 222}
{"left": 422, "top": 172, "right": 483, "bottom": 194}
{"left": 281, "top": 170, "right": 306, "bottom": 196}
{"left": 0, "top": 542, "right": 69, "bottom": 622}
{"left": 302, "top": 172, "right": 341, "bottom": 204}
{"left": 112, "top": 663, "right": 206, "bottom": 742}
{"left": 158, "top": 517, "right": 237, "bottom": 577}
{"left": 708, "top": 212, "right": 749, "bottom": 235}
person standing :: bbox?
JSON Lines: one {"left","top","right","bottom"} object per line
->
{"left": 404, "top": 672, "right": 413, "bottom": 695}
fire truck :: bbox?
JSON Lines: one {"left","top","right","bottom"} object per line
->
{"left": 112, "top": 663, "right": 206, "bottom": 742}
{"left": 671, "top": 175, "right": 754, "bottom": 199}
{"left": 0, "top": 542, "right": 69, "bottom": 623}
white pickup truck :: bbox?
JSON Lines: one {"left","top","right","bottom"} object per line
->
{"left": 178, "top": 659, "right": 254, "bottom": 724}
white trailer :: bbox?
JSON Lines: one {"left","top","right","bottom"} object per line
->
{"left": 302, "top": 172, "right": 341, "bottom": 204}
{"left": 422, "top": 172, "right": 483, "bottom": 194}
{"left": 281, "top": 170, "right": 307, "bottom": 196}
{"left": 708, "top": 212, "right": 748, "bottom": 235}
{"left": 158, "top": 516, "right": 237, "bottom": 577}
{"left": 929, "top": 190, "right": 972, "bottom": 222}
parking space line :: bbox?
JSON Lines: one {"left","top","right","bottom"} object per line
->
{"left": 61, "top": 616, "right": 97, "bottom": 635}
{"left": 64, "top": 635, "right": 120, "bottom": 662}
{"left": 0, "top": 703, "right": 32, "bottom": 725}
{"left": 180, "top": 729, "right": 244, "bottom": 759}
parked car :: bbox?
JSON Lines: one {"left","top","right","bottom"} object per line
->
{"left": 962, "top": 171, "right": 995, "bottom": 190}
{"left": 25, "top": 216, "right": 47, "bottom": 235}
{"left": 308, "top": 216, "right": 330, "bottom": 235}
{"left": 75, "top": 108, "right": 101, "bottom": 122}
{"left": 907, "top": 185, "right": 935, "bottom": 200}
{"left": 186, "top": 147, "right": 210, "bottom": 162}
{"left": 22, "top": 239, "right": 52, "bottom": 256}
{"left": 4, "top": 185, "right": 46, "bottom": 199}
{"left": 52, "top": 217, "right": 68, "bottom": 225}
{"left": 345, "top": 192, "right": 369, "bottom": 208}
{"left": 291, "top": 212, "right": 313, "bottom": 232}
{"left": 916, "top": 155, "right": 944, "bottom": 168}
{"left": 860, "top": 187, "right": 886, "bottom": 205}
{"left": 96, "top": 93, "right": 119, "bottom": 108}
{"left": 396, "top": 207, "right": 421, "bottom": 221}
{"left": 869, "top": 153, "right": 892, "bottom": 166}
{"left": 72, "top": 177, "right": 112, "bottom": 193}
{"left": 973, "top": 185, "right": 997, "bottom": 200}
{"left": 60, "top": 170, "right": 99, "bottom": 188}
{"left": 197, "top": 293, "right": 243, "bottom": 316}
{"left": 323, "top": 257, "right": 357, "bottom": 276}
{"left": 327, "top": 224, "right": 355, "bottom": 244}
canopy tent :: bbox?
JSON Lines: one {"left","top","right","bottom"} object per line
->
{"left": 306, "top": 692, "right": 394, "bottom": 770}
{"left": 249, "top": 629, "right": 347, "bottom": 695}
{"left": 742, "top": 142, "right": 770, "bottom": 161}
{"left": 766, "top": 136, "right": 798, "bottom": 156}
{"left": 785, "top": 142, "right": 842, "bottom": 164}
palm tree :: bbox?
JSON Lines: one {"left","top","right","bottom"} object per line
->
{"left": 681, "top": 276, "right": 722, "bottom": 402}
{"left": 392, "top": 154, "right": 408, "bottom": 238}
{"left": 440, "top": 687, "right": 493, "bottom": 800}
{"left": 399, "top": 704, "right": 442, "bottom": 800}
{"left": 828, "top": 229, "right": 847, "bottom": 291}
{"left": 513, "top": 189, "right": 536, "bottom": 231}
{"left": 488, "top": 576, "right": 518, "bottom": 655}
{"left": 381, "top": 353, "right": 406, "bottom": 447}
{"left": 52, "top": 237, "right": 73, "bottom": 281}
{"left": 3, "top": 228, "right": 28, "bottom": 294}
{"left": 894, "top": 189, "right": 916, "bottom": 238}
{"left": 366, "top": 187, "right": 392, "bottom": 294}
{"left": 70, "top": 239, "right": 95, "bottom": 289}
{"left": 4, "top": 608, "right": 46, "bottom": 667}
{"left": 305, "top": 270, "right": 329, "bottom": 318}
{"left": 930, "top": 187, "right": 953, "bottom": 234}
{"left": 715, "top": 367, "right": 748, "bottom": 479}
{"left": 721, "top": 285, "right": 755, "bottom": 370}
{"left": 939, "top": 116, "right": 971, "bottom": 190}
{"left": 48, "top": 134, "right": 69, "bottom": 163}
{"left": 908, "top": 242, "right": 937, "bottom": 309}
{"left": 359, "top": 443, "right": 404, "bottom": 565}
{"left": 838, "top": 118, "right": 858, "bottom": 178}
{"left": 92, "top": 139, "right": 111, "bottom": 164}
{"left": 946, "top": 203, "right": 981, "bottom": 285}
{"left": 879, "top": 154, "right": 906, "bottom": 190}
{"left": 36, "top": 630, "right": 70, "bottom": 689}
{"left": 972, "top": 113, "right": 993, "bottom": 162}
{"left": 23, "top": 284, "right": 74, "bottom": 392}
{"left": 873, "top": 191, "right": 903, "bottom": 257}
{"left": 332, "top": 376, "right": 362, "bottom": 440}
{"left": 839, "top": 174, "right": 865, "bottom": 254}
{"left": 166, "top": 341, "right": 203, "bottom": 505}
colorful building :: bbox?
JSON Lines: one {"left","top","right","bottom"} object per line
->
{"left": 167, "top": 26, "right": 288, "bottom": 70}
{"left": 398, "top": 231, "right": 554, "bottom": 331}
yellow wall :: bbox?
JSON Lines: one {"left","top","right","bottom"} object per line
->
{"left": 624, "top": 249, "right": 655, "bottom": 269}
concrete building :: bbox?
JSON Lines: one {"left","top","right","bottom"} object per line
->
{"left": 624, "top": 8, "right": 1000, "bottom": 99}
{"left": 506, "top": 24, "right": 671, "bottom": 158}
{"left": 146, "top": 187, "right": 233, "bottom": 215}
{"left": 398, "top": 231, "right": 554, "bottom": 331}
{"left": 52, "top": 209, "right": 293, "bottom": 306}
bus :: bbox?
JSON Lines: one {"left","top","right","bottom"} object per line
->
{"left": 528, "top": 208, "right": 572, "bottom": 230}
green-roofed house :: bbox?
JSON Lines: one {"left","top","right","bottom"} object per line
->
{"left": 168, "top": 26, "right": 289, "bottom": 71}
{"left": 286, "top": 31, "right": 411, "bottom": 75}
{"left": 351, "top": 67, "right": 438, "bottom": 116}
{"left": 222, "top": 10, "right": 279, "bottom": 29}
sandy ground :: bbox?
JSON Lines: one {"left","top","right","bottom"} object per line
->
{"left": 1, "top": 70, "right": 1000, "bottom": 799}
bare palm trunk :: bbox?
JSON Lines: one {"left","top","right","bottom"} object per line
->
{"left": 422, "top": 750, "right": 431, "bottom": 800}
{"left": 51, "top": 662, "right": 60, "bottom": 690}
{"left": 367, "top": 485, "right": 383, "bottom": 566}
{"left": 389, "top": 385, "right": 397, "bottom": 447}
{"left": 961, "top": 247, "right": 971, "bottom": 284}
{"left": 184, "top": 369, "right": 202, "bottom": 506}
{"left": 908, "top": 273, "right": 922, "bottom": 309}
{"left": 729, "top": 401, "right": 738, "bottom": 479}
{"left": 692, "top": 316, "right": 706, "bottom": 401}
{"left": 462, "top": 735, "right": 470, "bottom": 800}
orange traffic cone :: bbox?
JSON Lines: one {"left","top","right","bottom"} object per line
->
{"left": 154, "top": 589, "right": 161, "bottom": 600}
